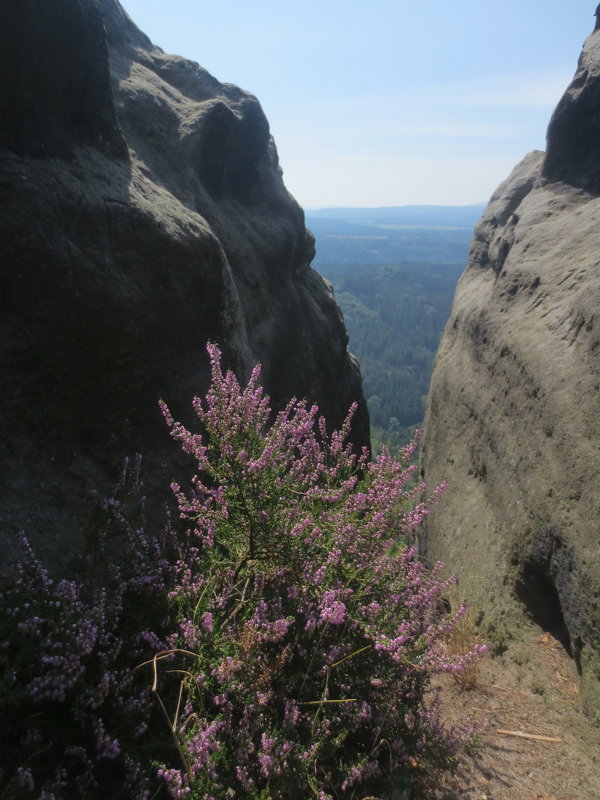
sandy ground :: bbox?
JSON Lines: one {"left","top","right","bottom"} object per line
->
{"left": 428, "top": 623, "right": 600, "bottom": 800}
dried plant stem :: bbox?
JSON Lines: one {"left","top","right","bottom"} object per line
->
{"left": 495, "top": 729, "right": 561, "bottom": 743}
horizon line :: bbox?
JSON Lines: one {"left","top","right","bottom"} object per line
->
{"left": 304, "top": 201, "right": 487, "bottom": 211}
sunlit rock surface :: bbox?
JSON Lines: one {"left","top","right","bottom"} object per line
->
{"left": 421, "top": 22, "right": 600, "bottom": 722}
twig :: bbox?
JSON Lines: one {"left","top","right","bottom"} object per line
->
{"left": 331, "top": 644, "right": 372, "bottom": 668}
{"left": 150, "top": 652, "right": 194, "bottom": 782}
{"left": 172, "top": 679, "right": 186, "bottom": 731}
{"left": 495, "top": 729, "right": 562, "bottom": 743}
{"left": 132, "top": 648, "right": 204, "bottom": 675}
{"left": 300, "top": 698, "right": 358, "bottom": 705}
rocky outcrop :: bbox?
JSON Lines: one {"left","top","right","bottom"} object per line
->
{"left": 421, "top": 21, "right": 600, "bottom": 723}
{"left": 0, "top": 0, "right": 368, "bottom": 570}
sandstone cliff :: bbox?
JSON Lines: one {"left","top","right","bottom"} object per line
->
{"left": 0, "top": 0, "right": 368, "bottom": 569}
{"left": 421, "top": 22, "right": 600, "bottom": 721}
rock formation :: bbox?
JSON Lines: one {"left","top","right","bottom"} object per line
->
{"left": 0, "top": 0, "right": 368, "bottom": 570}
{"left": 421, "top": 19, "right": 600, "bottom": 722}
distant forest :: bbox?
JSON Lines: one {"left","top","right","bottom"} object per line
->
{"left": 306, "top": 205, "right": 484, "bottom": 449}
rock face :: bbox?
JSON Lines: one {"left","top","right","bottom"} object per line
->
{"left": 421, "top": 24, "right": 600, "bottom": 722}
{"left": 0, "top": 0, "right": 368, "bottom": 569}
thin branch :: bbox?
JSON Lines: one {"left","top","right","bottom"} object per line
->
{"left": 301, "top": 698, "right": 358, "bottom": 705}
{"left": 173, "top": 679, "right": 186, "bottom": 731}
{"left": 331, "top": 645, "right": 372, "bottom": 669}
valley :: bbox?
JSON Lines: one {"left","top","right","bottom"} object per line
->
{"left": 307, "top": 205, "right": 484, "bottom": 448}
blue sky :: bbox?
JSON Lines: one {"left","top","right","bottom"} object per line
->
{"left": 119, "top": 0, "right": 596, "bottom": 208}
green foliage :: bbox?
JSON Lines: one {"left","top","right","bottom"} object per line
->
{"left": 370, "top": 421, "right": 420, "bottom": 458}
{"left": 308, "top": 206, "right": 479, "bottom": 451}
{"left": 329, "top": 263, "right": 463, "bottom": 433}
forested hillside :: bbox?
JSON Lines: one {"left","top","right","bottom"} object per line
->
{"left": 307, "top": 205, "right": 483, "bottom": 448}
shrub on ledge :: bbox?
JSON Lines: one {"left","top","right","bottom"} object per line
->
{"left": 157, "top": 344, "right": 484, "bottom": 799}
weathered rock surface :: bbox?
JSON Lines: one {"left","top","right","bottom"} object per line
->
{"left": 0, "top": 0, "right": 368, "bottom": 569}
{"left": 421, "top": 23, "right": 600, "bottom": 722}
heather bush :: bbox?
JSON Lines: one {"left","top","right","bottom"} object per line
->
{"left": 156, "top": 344, "right": 486, "bottom": 799}
{"left": 0, "top": 458, "right": 176, "bottom": 799}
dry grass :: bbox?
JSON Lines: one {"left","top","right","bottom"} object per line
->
{"left": 445, "top": 598, "right": 483, "bottom": 690}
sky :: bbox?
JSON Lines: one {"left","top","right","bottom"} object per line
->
{"left": 119, "top": 0, "right": 596, "bottom": 209}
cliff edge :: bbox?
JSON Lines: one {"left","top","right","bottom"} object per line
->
{"left": 421, "top": 18, "right": 600, "bottom": 722}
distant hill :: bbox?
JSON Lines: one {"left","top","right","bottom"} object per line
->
{"left": 306, "top": 204, "right": 484, "bottom": 272}
{"left": 306, "top": 204, "right": 485, "bottom": 226}
{"left": 307, "top": 205, "right": 484, "bottom": 447}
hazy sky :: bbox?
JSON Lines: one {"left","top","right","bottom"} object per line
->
{"left": 119, "top": 0, "right": 596, "bottom": 208}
